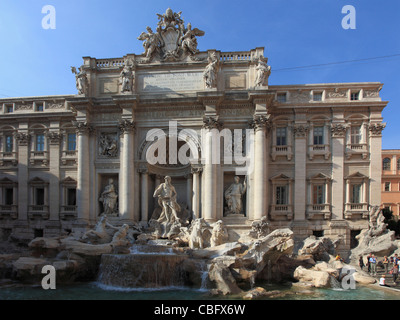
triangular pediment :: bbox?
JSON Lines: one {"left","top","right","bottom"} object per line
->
{"left": 0, "top": 177, "right": 17, "bottom": 185}
{"left": 309, "top": 173, "right": 331, "bottom": 181}
{"left": 270, "top": 173, "right": 292, "bottom": 181}
{"left": 345, "top": 172, "right": 369, "bottom": 179}
{"left": 61, "top": 176, "right": 77, "bottom": 184}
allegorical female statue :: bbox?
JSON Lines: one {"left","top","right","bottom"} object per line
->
{"left": 99, "top": 178, "right": 118, "bottom": 215}
{"left": 224, "top": 176, "right": 247, "bottom": 215}
{"left": 255, "top": 56, "right": 271, "bottom": 87}
{"left": 153, "top": 176, "right": 181, "bottom": 223}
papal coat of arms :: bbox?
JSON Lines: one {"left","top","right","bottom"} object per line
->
{"left": 137, "top": 8, "right": 205, "bottom": 63}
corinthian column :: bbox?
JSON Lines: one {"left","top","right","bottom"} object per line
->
{"left": 191, "top": 167, "right": 202, "bottom": 220}
{"left": 119, "top": 120, "right": 135, "bottom": 221}
{"left": 202, "top": 116, "right": 222, "bottom": 222}
{"left": 74, "top": 121, "right": 92, "bottom": 224}
{"left": 251, "top": 115, "right": 269, "bottom": 220}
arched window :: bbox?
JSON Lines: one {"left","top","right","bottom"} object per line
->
{"left": 383, "top": 158, "right": 391, "bottom": 171}
{"left": 397, "top": 158, "right": 400, "bottom": 171}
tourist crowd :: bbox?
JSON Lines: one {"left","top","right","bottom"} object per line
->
{"left": 359, "top": 253, "right": 400, "bottom": 287}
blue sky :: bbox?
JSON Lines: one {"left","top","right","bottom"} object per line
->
{"left": 0, "top": 0, "right": 399, "bottom": 149}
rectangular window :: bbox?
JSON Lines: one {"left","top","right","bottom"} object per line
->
{"left": 276, "top": 127, "right": 287, "bottom": 146}
{"left": 67, "top": 188, "right": 76, "bottom": 206}
{"left": 351, "top": 126, "right": 361, "bottom": 144}
{"left": 67, "top": 133, "right": 76, "bottom": 151}
{"left": 5, "top": 105, "right": 13, "bottom": 113}
{"left": 313, "top": 126, "right": 324, "bottom": 145}
{"left": 35, "top": 103, "right": 44, "bottom": 112}
{"left": 35, "top": 188, "right": 45, "bottom": 205}
{"left": 4, "top": 188, "right": 13, "bottom": 205}
{"left": 313, "top": 92, "right": 323, "bottom": 101}
{"left": 5, "top": 135, "right": 13, "bottom": 153}
{"left": 385, "top": 182, "right": 391, "bottom": 192}
{"left": 36, "top": 134, "right": 45, "bottom": 151}
{"left": 351, "top": 184, "right": 362, "bottom": 203}
{"left": 277, "top": 93, "right": 287, "bottom": 103}
{"left": 351, "top": 91, "right": 360, "bottom": 101}
{"left": 313, "top": 185, "right": 325, "bottom": 204}
{"left": 276, "top": 186, "right": 287, "bottom": 205}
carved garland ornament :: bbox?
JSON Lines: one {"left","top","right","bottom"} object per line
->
{"left": 331, "top": 124, "right": 348, "bottom": 137}
{"left": 293, "top": 124, "right": 309, "bottom": 137}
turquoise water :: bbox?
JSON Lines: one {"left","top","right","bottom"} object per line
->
{"left": 0, "top": 282, "right": 399, "bottom": 300}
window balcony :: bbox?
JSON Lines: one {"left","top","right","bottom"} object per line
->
{"left": 0, "top": 205, "right": 18, "bottom": 219}
{"left": 271, "top": 145, "right": 293, "bottom": 161}
{"left": 29, "top": 151, "right": 49, "bottom": 166}
{"left": 344, "top": 203, "right": 369, "bottom": 219}
{"left": 306, "top": 204, "right": 331, "bottom": 220}
{"left": 61, "top": 150, "right": 77, "bottom": 165}
{"left": 270, "top": 204, "right": 293, "bottom": 220}
{"left": 60, "top": 205, "right": 77, "bottom": 220}
{"left": 0, "top": 152, "right": 18, "bottom": 166}
{"left": 308, "top": 144, "right": 330, "bottom": 160}
{"left": 345, "top": 143, "right": 368, "bottom": 160}
{"left": 28, "top": 205, "right": 49, "bottom": 220}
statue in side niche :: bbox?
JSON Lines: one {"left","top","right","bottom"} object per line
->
{"left": 224, "top": 176, "right": 247, "bottom": 215}
{"left": 99, "top": 178, "right": 118, "bottom": 216}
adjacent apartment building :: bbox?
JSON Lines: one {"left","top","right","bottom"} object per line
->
{"left": 382, "top": 150, "right": 400, "bottom": 216}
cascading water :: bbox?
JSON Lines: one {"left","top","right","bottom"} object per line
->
{"left": 98, "top": 245, "right": 189, "bottom": 289}
{"left": 198, "top": 261, "right": 210, "bottom": 291}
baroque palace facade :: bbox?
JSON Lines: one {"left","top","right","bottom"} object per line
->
{"left": 0, "top": 9, "right": 388, "bottom": 254}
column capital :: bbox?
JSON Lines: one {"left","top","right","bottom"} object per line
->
{"left": 137, "top": 164, "right": 148, "bottom": 174}
{"left": 250, "top": 114, "right": 271, "bottom": 132}
{"left": 367, "top": 122, "right": 386, "bottom": 137}
{"left": 119, "top": 119, "right": 136, "bottom": 134}
{"left": 202, "top": 116, "right": 223, "bottom": 130}
{"left": 72, "top": 121, "right": 94, "bottom": 136}
{"left": 191, "top": 166, "right": 203, "bottom": 174}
